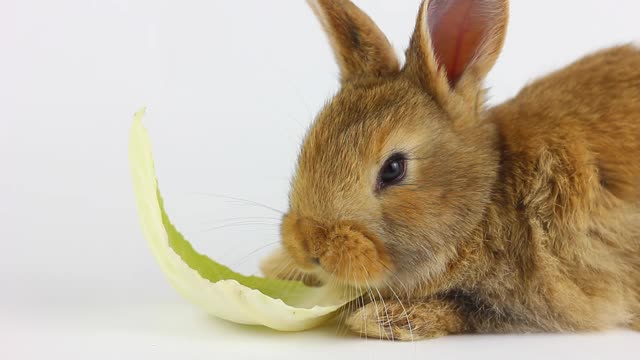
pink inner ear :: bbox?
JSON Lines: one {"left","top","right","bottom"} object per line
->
{"left": 427, "top": 0, "right": 491, "bottom": 86}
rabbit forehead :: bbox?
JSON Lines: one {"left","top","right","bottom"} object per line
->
{"left": 289, "top": 81, "right": 443, "bottom": 220}
{"left": 302, "top": 79, "right": 441, "bottom": 162}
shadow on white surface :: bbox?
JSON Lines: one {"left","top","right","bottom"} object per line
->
{"left": 4, "top": 301, "right": 637, "bottom": 360}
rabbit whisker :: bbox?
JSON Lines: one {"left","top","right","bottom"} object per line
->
{"left": 198, "top": 221, "right": 280, "bottom": 233}
{"left": 191, "top": 191, "right": 285, "bottom": 215}
{"left": 361, "top": 269, "right": 384, "bottom": 340}
{"left": 231, "top": 240, "right": 281, "bottom": 267}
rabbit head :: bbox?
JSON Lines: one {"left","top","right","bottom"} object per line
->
{"left": 278, "top": 0, "right": 509, "bottom": 290}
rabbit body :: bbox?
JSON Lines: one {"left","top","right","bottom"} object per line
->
{"left": 261, "top": 0, "right": 640, "bottom": 339}
{"left": 402, "top": 44, "right": 640, "bottom": 337}
{"left": 473, "top": 45, "right": 640, "bottom": 332}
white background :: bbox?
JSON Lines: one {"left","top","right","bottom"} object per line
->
{"left": 2, "top": 0, "right": 639, "bottom": 359}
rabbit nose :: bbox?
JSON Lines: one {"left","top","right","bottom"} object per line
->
{"left": 310, "top": 257, "right": 321, "bottom": 265}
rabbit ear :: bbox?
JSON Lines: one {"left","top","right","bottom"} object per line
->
{"left": 307, "top": 0, "right": 400, "bottom": 83}
{"left": 404, "top": 0, "right": 508, "bottom": 104}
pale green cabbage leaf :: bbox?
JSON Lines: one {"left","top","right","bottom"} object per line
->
{"left": 128, "top": 109, "right": 356, "bottom": 331}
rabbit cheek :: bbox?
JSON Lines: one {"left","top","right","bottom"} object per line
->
{"left": 319, "top": 224, "right": 392, "bottom": 285}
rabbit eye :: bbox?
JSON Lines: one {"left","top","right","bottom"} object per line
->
{"left": 377, "top": 154, "right": 406, "bottom": 190}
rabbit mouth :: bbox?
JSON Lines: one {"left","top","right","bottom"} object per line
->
{"left": 281, "top": 214, "right": 394, "bottom": 286}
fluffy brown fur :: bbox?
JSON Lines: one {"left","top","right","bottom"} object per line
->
{"left": 261, "top": 0, "right": 640, "bottom": 340}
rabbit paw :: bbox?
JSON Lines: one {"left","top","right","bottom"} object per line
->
{"left": 345, "top": 299, "right": 466, "bottom": 341}
{"left": 260, "top": 247, "right": 322, "bottom": 286}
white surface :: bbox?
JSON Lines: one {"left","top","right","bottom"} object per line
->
{"left": 2, "top": 0, "right": 638, "bottom": 358}
{"left": 5, "top": 303, "right": 638, "bottom": 360}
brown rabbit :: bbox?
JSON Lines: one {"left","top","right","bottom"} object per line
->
{"left": 261, "top": 0, "right": 640, "bottom": 340}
